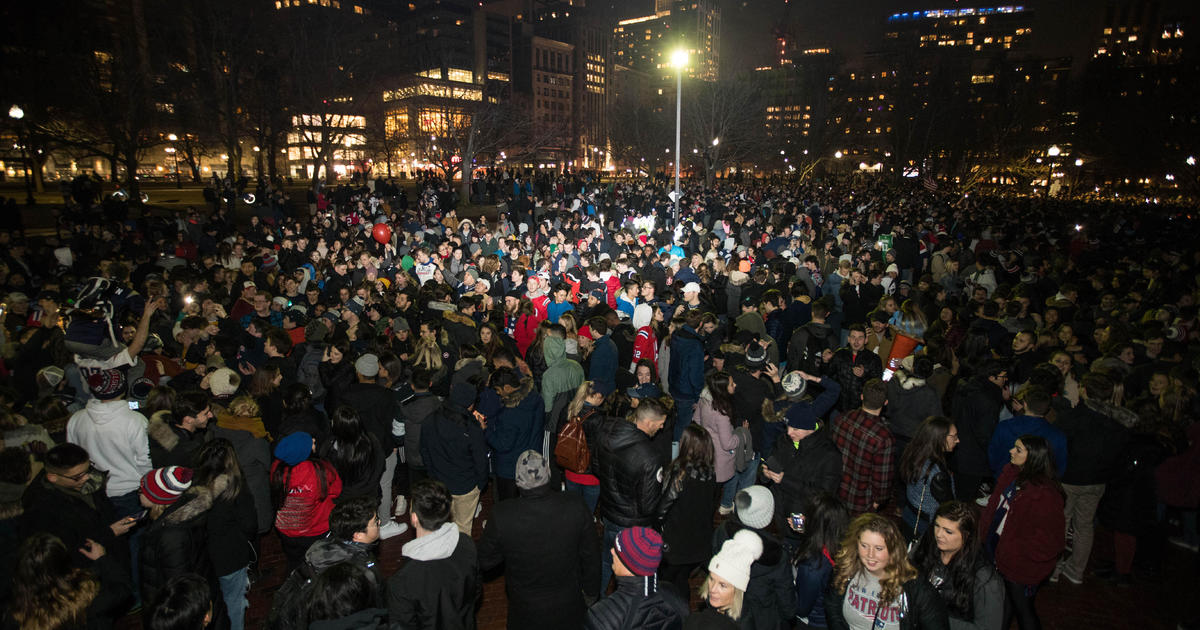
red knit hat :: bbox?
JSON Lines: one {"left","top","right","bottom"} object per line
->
{"left": 140, "top": 467, "right": 193, "bottom": 505}
{"left": 614, "top": 526, "right": 663, "bottom": 577}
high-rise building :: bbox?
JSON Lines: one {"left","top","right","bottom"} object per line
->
{"left": 883, "top": 5, "right": 1033, "bottom": 56}
{"left": 612, "top": 0, "right": 720, "bottom": 83}
{"left": 1080, "top": 1, "right": 1197, "bottom": 176}
{"left": 531, "top": 0, "right": 613, "bottom": 167}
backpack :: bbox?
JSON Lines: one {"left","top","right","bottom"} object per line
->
{"left": 266, "top": 562, "right": 317, "bottom": 630}
{"left": 793, "top": 323, "right": 830, "bottom": 374}
{"left": 555, "top": 409, "right": 594, "bottom": 474}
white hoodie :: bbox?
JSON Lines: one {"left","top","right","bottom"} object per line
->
{"left": 67, "top": 399, "right": 152, "bottom": 497}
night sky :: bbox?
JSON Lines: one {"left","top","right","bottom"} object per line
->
{"left": 602, "top": 0, "right": 1200, "bottom": 74}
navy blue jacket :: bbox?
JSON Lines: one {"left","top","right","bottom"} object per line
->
{"left": 668, "top": 326, "right": 705, "bottom": 400}
{"left": 588, "top": 334, "right": 619, "bottom": 395}
{"left": 421, "top": 403, "right": 490, "bottom": 495}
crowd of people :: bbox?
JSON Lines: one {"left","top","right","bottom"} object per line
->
{"left": 0, "top": 171, "right": 1197, "bottom": 630}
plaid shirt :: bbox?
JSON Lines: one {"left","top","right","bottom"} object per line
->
{"left": 831, "top": 408, "right": 895, "bottom": 514}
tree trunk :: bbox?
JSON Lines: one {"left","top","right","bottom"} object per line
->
{"left": 32, "top": 153, "right": 47, "bottom": 193}
{"left": 122, "top": 149, "right": 141, "bottom": 206}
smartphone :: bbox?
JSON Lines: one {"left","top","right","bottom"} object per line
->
{"left": 128, "top": 400, "right": 140, "bottom": 410}
{"left": 132, "top": 510, "right": 148, "bottom": 522}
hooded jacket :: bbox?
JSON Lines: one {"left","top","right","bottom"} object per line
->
{"left": 885, "top": 370, "right": 943, "bottom": 440}
{"left": 388, "top": 523, "right": 481, "bottom": 630}
{"left": 139, "top": 483, "right": 220, "bottom": 605}
{"left": 479, "top": 375, "right": 546, "bottom": 480}
{"left": 950, "top": 375, "right": 1005, "bottom": 479}
{"left": 421, "top": 401, "right": 489, "bottom": 496}
{"left": 541, "top": 335, "right": 584, "bottom": 412}
{"left": 397, "top": 391, "right": 442, "bottom": 469}
{"left": 66, "top": 399, "right": 152, "bottom": 497}
{"left": 632, "top": 304, "right": 659, "bottom": 370}
{"left": 271, "top": 458, "right": 343, "bottom": 537}
{"left": 147, "top": 410, "right": 209, "bottom": 469}
{"left": 668, "top": 325, "right": 705, "bottom": 400}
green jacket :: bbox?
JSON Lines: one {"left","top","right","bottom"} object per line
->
{"left": 541, "top": 335, "right": 584, "bottom": 412}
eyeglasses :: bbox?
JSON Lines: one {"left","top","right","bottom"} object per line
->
{"left": 60, "top": 464, "right": 97, "bottom": 482}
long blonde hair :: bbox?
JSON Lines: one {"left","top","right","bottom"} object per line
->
{"left": 832, "top": 513, "right": 918, "bottom": 605}
{"left": 566, "top": 380, "right": 602, "bottom": 419}
{"left": 698, "top": 574, "right": 744, "bottom": 620}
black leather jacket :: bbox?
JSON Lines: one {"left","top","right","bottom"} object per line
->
{"left": 587, "top": 415, "right": 664, "bottom": 527}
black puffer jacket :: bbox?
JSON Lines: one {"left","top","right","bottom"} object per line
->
{"left": 711, "top": 521, "right": 795, "bottom": 630}
{"left": 139, "top": 485, "right": 217, "bottom": 606}
{"left": 587, "top": 415, "right": 664, "bottom": 527}
{"left": 825, "top": 572, "right": 950, "bottom": 630}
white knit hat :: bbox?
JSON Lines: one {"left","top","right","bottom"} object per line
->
{"left": 708, "top": 529, "right": 763, "bottom": 591}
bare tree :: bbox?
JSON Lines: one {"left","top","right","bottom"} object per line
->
{"left": 682, "top": 78, "right": 768, "bottom": 186}
{"left": 607, "top": 94, "right": 672, "bottom": 178}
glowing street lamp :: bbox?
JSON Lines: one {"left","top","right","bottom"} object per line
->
{"left": 670, "top": 48, "right": 688, "bottom": 222}
{"left": 1188, "top": 156, "right": 1196, "bottom": 166}
{"left": 8, "top": 105, "right": 34, "bottom": 205}
{"left": 834, "top": 150, "right": 844, "bottom": 159}
{"left": 1047, "top": 145, "right": 1061, "bottom": 158}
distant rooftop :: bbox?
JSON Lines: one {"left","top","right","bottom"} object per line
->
{"left": 887, "top": 6, "right": 1027, "bottom": 22}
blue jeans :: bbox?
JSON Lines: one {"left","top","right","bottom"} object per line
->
{"left": 599, "top": 519, "right": 623, "bottom": 596}
{"left": 565, "top": 480, "right": 600, "bottom": 515}
{"left": 723, "top": 455, "right": 760, "bottom": 509}
{"left": 674, "top": 397, "right": 697, "bottom": 443}
{"left": 109, "top": 490, "right": 143, "bottom": 605}
{"left": 219, "top": 567, "right": 249, "bottom": 630}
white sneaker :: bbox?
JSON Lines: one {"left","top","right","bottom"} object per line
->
{"left": 718, "top": 505, "right": 734, "bottom": 516}
{"left": 379, "top": 519, "right": 409, "bottom": 540}
{"left": 394, "top": 496, "right": 408, "bottom": 517}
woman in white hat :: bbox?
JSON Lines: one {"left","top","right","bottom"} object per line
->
{"left": 687, "top": 529, "right": 763, "bottom": 629}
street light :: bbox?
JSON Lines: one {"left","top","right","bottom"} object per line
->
{"left": 671, "top": 48, "right": 688, "bottom": 224}
{"left": 1045, "top": 145, "right": 1062, "bottom": 197}
{"left": 165, "top": 146, "right": 179, "bottom": 188}
{"left": 834, "top": 150, "right": 844, "bottom": 159}
{"left": 1188, "top": 156, "right": 1196, "bottom": 166}
{"left": 166, "top": 134, "right": 181, "bottom": 188}
{"left": 8, "top": 104, "right": 35, "bottom": 205}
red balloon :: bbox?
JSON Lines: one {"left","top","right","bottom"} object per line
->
{"left": 372, "top": 223, "right": 391, "bottom": 244}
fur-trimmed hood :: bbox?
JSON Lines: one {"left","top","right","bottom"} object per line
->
{"left": 455, "top": 356, "right": 486, "bottom": 373}
{"left": 160, "top": 472, "right": 234, "bottom": 526}
{"left": 499, "top": 373, "right": 536, "bottom": 408}
{"left": 892, "top": 369, "right": 927, "bottom": 391}
{"left": 147, "top": 410, "right": 179, "bottom": 452}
